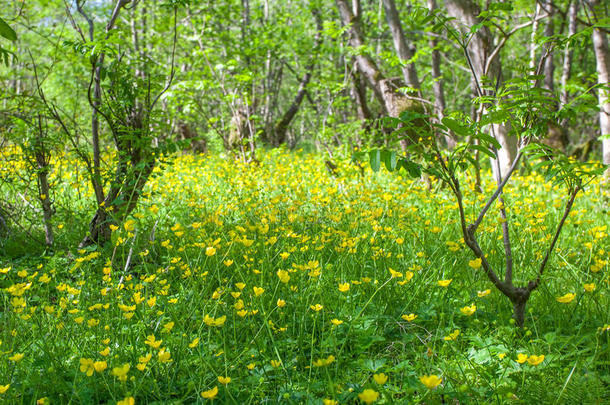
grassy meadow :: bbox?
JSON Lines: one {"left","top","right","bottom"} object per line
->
{"left": 1, "top": 149, "right": 609, "bottom": 404}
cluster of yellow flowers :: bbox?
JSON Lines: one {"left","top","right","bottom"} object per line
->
{"left": 0, "top": 149, "right": 607, "bottom": 403}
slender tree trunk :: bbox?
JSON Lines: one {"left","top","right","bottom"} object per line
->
{"left": 542, "top": 1, "right": 555, "bottom": 94}
{"left": 529, "top": 3, "right": 542, "bottom": 71}
{"left": 336, "top": 0, "right": 388, "bottom": 111}
{"left": 445, "top": 0, "right": 516, "bottom": 179}
{"left": 272, "top": 9, "right": 323, "bottom": 146}
{"left": 34, "top": 116, "right": 54, "bottom": 247}
{"left": 382, "top": 0, "right": 419, "bottom": 88}
{"left": 560, "top": 1, "right": 578, "bottom": 108}
{"left": 588, "top": 0, "right": 610, "bottom": 181}
{"left": 427, "top": 0, "right": 454, "bottom": 148}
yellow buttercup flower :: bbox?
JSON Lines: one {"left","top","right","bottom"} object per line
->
{"left": 204, "top": 314, "right": 226, "bottom": 327}
{"left": 111, "top": 363, "right": 130, "bottom": 381}
{"left": 93, "top": 360, "right": 107, "bottom": 372}
{"left": 310, "top": 304, "right": 323, "bottom": 312}
{"left": 253, "top": 286, "right": 265, "bottom": 297}
{"left": 201, "top": 386, "right": 218, "bottom": 400}
{"left": 389, "top": 268, "right": 402, "bottom": 278}
{"left": 124, "top": 219, "right": 135, "bottom": 232}
{"left": 527, "top": 355, "right": 544, "bottom": 366}
{"left": 331, "top": 319, "right": 343, "bottom": 326}
{"left": 276, "top": 270, "right": 290, "bottom": 283}
{"left": 460, "top": 303, "right": 476, "bottom": 316}
{"left": 358, "top": 388, "right": 379, "bottom": 404}
{"left": 516, "top": 353, "right": 528, "bottom": 364}
{"left": 158, "top": 348, "right": 172, "bottom": 363}
{"left": 217, "top": 376, "right": 231, "bottom": 385}
{"left": 444, "top": 329, "right": 460, "bottom": 341}
{"left": 468, "top": 258, "right": 482, "bottom": 269}
{"left": 477, "top": 289, "right": 491, "bottom": 297}
{"left": 438, "top": 279, "right": 452, "bottom": 287}
{"left": 583, "top": 283, "right": 595, "bottom": 292}
{"left": 0, "top": 385, "right": 9, "bottom": 394}
{"left": 338, "top": 282, "right": 350, "bottom": 292}
{"left": 419, "top": 374, "right": 442, "bottom": 389}
{"left": 556, "top": 293, "right": 575, "bottom": 303}
{"left": 145, "top": 335, "right": 162, "bottom": 348}
{"left": 313, "top": 355, "right": 335, "bottom": 367}
{"left": 401, "top": 313, "right": 417, "bottom": 322}
{"left": 8, "top": 353, "right": 24, "bottom": 362}
{"left": 277, "top": 299, "right": 286, "bottom": 307}
{"left": 117, "top": 397, "right": 134, "bottom": 405}
{"left": 373, "top": 372, "right": 388, "bottom": 384}
{"left": 189, "top": 337, "right": 200, "bottom": 348}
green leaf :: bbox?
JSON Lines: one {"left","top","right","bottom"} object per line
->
{"left": 475, "top": 132, "right": 502, "bottom": 150}
{"left": 470, "top": 144, "right": 496, "bottom": 159}
{"left": 369, "top": 149, "right": 381, "bottom": 172}
{"left": 351, "top": 151, "right": 366, "bottom": 163}
{"left": 398, "top": 159, "right": 421, "bottom": 178}
{"left": 441, "top": 117, "right": 471, "bottom": 137}
{"left": 382, "top": 150, "right": 397, "bottom": 172}
{"left": 0, "top": 17, "right": 17, "bottom": 41}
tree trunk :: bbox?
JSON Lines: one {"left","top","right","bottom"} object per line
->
{"left": 427, "top": 0, "right": 454, "bottom": 148}
{"left": 445, "top": 0, "right": 516, "bottom": 179}
{"left": 382, "top": 0, "right": 419, "bottom": 89}
{"left": 336, "top": 0, "right": 425, "bottom": 137}
{"left": 336, "top": 0, "right": 388, "bottom": 111}
{"left": 588, "top": 0, "right": 610, "bottom": 181}
{"left": 560, "top": 1, "right": 578, "bottom": 108}
{"left": 34, "top": 116, "right": 54, "bottom": 247}
{"left": 272, "top": 9, "right": 323, "bottom": 146}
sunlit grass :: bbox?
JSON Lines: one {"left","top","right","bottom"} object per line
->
{"left": 0, "top": 149, "right": 609, "bottom": 403}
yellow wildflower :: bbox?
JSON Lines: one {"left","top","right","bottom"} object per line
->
{"left": 373, "top": 373, "right": 388, "bottom": 384}
{"left": 401, "top": 313, "right": 417, "bottom": 322}
{"left": 419, "top": 374, "right": 442, "bottom": 389}
{"left": 556, "top": 293, "right": 575, "bottom": 303}
{"left": 460, "top": 303, "right": 476, "bottom": 316}
{"left": 438, "top": 279, "right": 452, "bottom": 287}
{"left": 358, "top": 388, "right": 379, "bottom": 404}
{"left": 201, "top": 386, "right": 218, "bottom": 400}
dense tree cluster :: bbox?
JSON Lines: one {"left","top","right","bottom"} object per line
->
{"left": 0, "top": 0, "right": 608, "bottom": 246}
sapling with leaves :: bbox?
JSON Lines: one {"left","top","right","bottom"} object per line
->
{"left": 359, "top": 56, "right": 605, "bottom": 328}
{"left": 360, "top": 73, "right": 604, "bottom": 327}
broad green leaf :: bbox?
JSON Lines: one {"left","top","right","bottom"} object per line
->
{"left": 470, "top": 144, "right": 496, "bottom": 159}
{"left": 369, "top": 149, "right": 381, "bottom": 172}
{"left": 441, "top": 117, "right": 470, "bottom": 137}
{"left": 382, "top": 150, "right": 397, "bottom": 172}
{"left": 398, "top": 159, "right": 421, "bottom": 178}
{"left": 0, "top": 17, "right": 17, "bottom": 41}
{"left": 475, "top": 132, "right": 502, "bottom": 150}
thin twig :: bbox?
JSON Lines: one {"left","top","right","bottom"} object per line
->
{"left": 470, "top": 149, "right": 524, "bottom": 233}
{"left": 528, "top": 186, "right": 580, "bottom": 291}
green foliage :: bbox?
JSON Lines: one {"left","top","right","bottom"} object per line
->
{"left": 0, "top": 151, "right": 609, "bottom": 403}
{"left": 0, "top": 16, "right": 16, "bottom": 65}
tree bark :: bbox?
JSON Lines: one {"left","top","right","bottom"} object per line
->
{"left": 34, "top": 115, "right": 54, "bottom": 247}
{"left": 272, "top": 9, "right": 323, "bottom": 146}
{"left": 560, "top": 1, "right": 578, "bottom": 108}
{"left": 588, "top": 1, "right": 610, "bottom": 181}
{"left": 382, "top": 0, "right": 419, "bottom": 88}
{"left": 336, "top": 0, "right": 388, "bottom": 111}
{"left": 427, "top": 0, "right": 454, "bottom": 148}
{"left": 445, "top": 0, "right": 517, "bottom": 179}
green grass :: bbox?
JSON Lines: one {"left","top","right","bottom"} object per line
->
{"left": 0, "top": 150, "right": 609, "bottom": 404}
